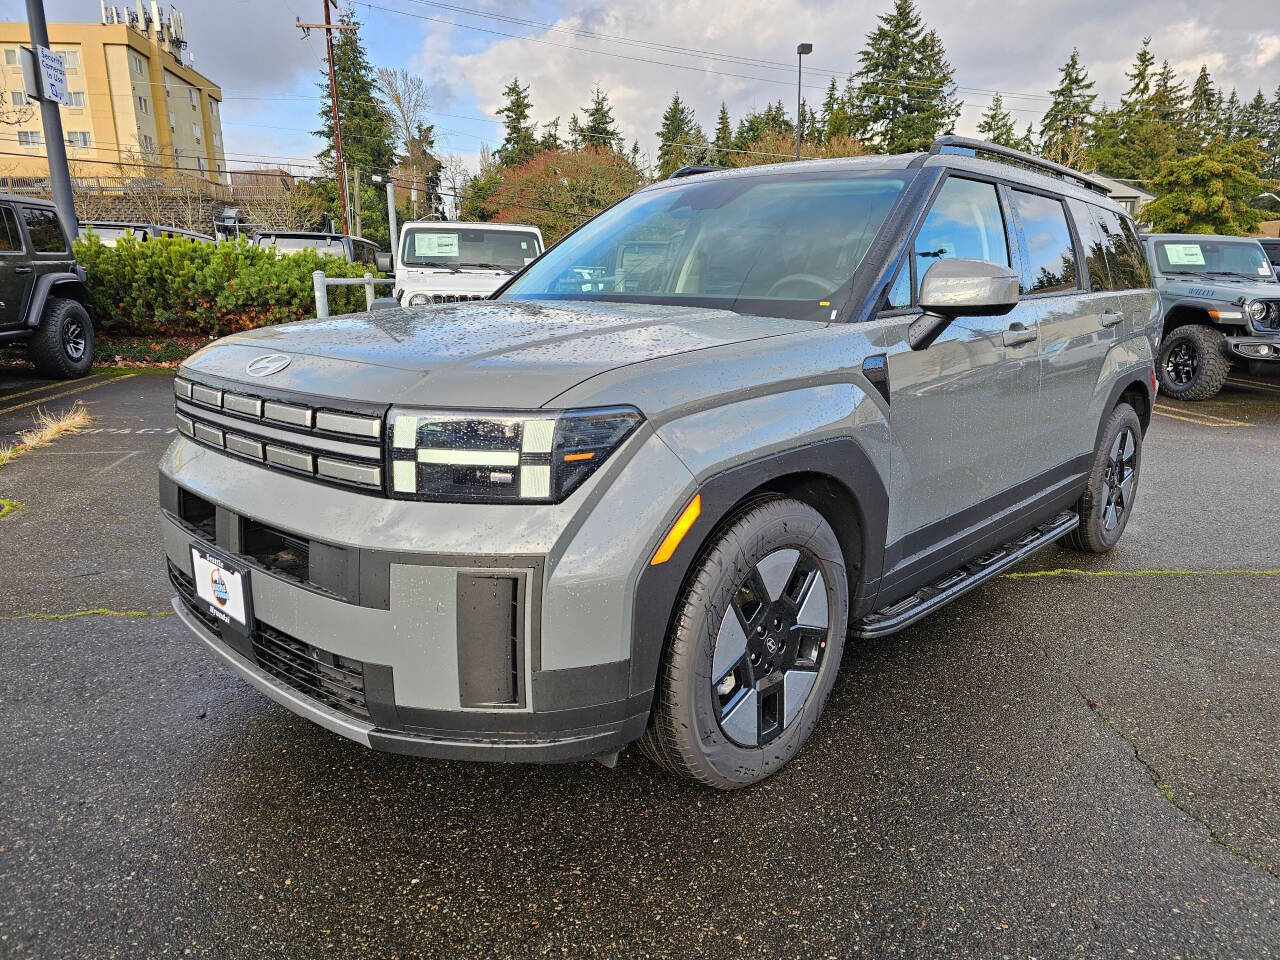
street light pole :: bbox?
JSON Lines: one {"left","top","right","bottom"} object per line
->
{"left": 25, "top": 0, "right": 76, "bottom": 240}
{"left": 796, "top": 42, "right": 812, "bottom": 162}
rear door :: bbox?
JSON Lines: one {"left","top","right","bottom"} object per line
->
{"left": 0, "top": 203, "right": 28, "bottom": 329}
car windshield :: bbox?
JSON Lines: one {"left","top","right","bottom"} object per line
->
{"left": 502, "top": 171, "right": 909, "bottom": 319}
{"left": 1154, "top": 239, "right": 1276, "bottom": 281}
{"left": 85, "top": 225, "right": 142, "bottom": 244}
{"left": 262, "top": 235, "right": 345, "bottom": 256}
{"left": 401, "top": 227, "right": 541, "bottom": 270}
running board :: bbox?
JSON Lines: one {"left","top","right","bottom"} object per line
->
{"left": 854, "top": 510, "right": 1079, "bottom": 639}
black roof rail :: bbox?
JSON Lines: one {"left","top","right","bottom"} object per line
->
{"left": 667, "top": 165, "right": 723, "bottom": 180}
{"left": 924, "top": 136, "right": 1111, "bottom": 196}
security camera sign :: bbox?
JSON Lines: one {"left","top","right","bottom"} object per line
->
{"left": 35, "top": 46, "right": 69, "bottom": 106}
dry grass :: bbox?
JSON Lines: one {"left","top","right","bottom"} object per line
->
{"left": 0, "top": 402, "right": 94, "bottom": 468}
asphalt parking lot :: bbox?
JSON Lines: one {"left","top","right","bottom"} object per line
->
{"left": 1, "top": 362, "right": 1278, "bottom": 958}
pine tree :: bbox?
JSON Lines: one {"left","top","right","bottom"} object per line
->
{"left": 580, "top": 86, "right": 622, "bottom": 151}
{"left": 495, "top": 77, "right": 537, "bottom": 167}
{"left": 977, "top": 93, "right": 1017, "bottom": 147}
{"left": 712, "top": 103, "right": 733, "bottom": 159}
{"left": 312, "top": 10, "right": 396, "bottom": 177}
{"left": 656, "top": 92, "right": 702, "bottom": 178}
{"left": 1186, "top": 65, "right": 1217, "bottom": 149}
{"left": 538, "top": 117, "right": 562, "bottom": 152}
{"left": 1266, "top": 83, "right": 1280, "bottom": 179}
{"left": 1088, "top": 40, "right": 1182, "bottom": 181}
{"left": 1239, "top": 90, "right": 1270, "bottom": 142}
{"left": 1152, "top": 59, "right": 1193, "bottom": 152}
{"left": 566, "top": 114, "right": 583, "bottom": 151}
{"left": 1221, "top": 90, "right": 1241, "bottom": 141}
{"left": 1144, "top": 137, "right": 1270, "bottom": 235}
{"left": 820, "top": 78, "right": 840, "bottom": 142}
{"left": 848, "top": 0, "right": 961, "bottom": 153}
{"left": 1039, "top": 48, "right": 1096, "bottom": 166}
{"left": 1014, "top": 123, "right": 1036, "bottom": 154}
{"left": 1121, "top": 38, "right": 1156, "bottom": 109}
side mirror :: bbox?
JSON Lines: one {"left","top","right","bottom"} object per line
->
{"left": 910, "top": 258, "right": 1020, "bottom": 350}
{"left": 375, "top": 251, "right": 393, "bottom": 273}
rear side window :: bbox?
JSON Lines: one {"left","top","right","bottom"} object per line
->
{"left": 914, "top": 178, "right": 1010, "bottom": 283}
{"left": 1108, "top": 212, "right": 1152, "bottom": 288}
{"left": 1067, "top": 199, "right": 1112, "bottom": 291}
{"left": 0, "top": 205, "right": 21, "bottom": 252}
{"left": 22, "top": 207, "right": 68, "bottom": 253}
{"left": 1010, "top": 191, "right": 1078, "bottom": 294}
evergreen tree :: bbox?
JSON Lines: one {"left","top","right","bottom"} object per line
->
{"left": 629, "top": 139, "right": 644, "bottom": 174}
{"left": 1088, "top": 40, "right": 1182, "bottom": 181}
{"left": 848, "top": 0, "right": 961, "bottom": 153}
{"left": 1221, "top": 89, "right": 1241, "bottom": 141}
{"left": 1186, "top": 65, "right": 1217, "bottom": 149}
{"left": 538, "top": 117, "right": 562, "bottom": 152}
{"left": 713, "top": 103, "right": 733, "bottom": 158}
{"left": 580, "top": 86, "right": 622, "bottom": 150}
{"left": 819, "top": 78, "right": 840, "bottom": 143}
{"left": 566, "top": 114, "right": 583, "bottom": 151}
{"left": 1239, "top": 90, "right": 1270, "bottom": 142}
{"left": 495, "top": 77, "right": 537, "bottom": 167}
{"left": 656, "top": 92, "right": 703, "bottom": 178}
{"left": 1039, "top": 48, "right": 1096, "bottom": 166}
{"left": 1266, "top": 84, "right": 1280, "bottom": 179}
{"left": 1014, "top": 123, "right": 1036, "bottom": 154}
{"left": 1151, "top": 59, "right": 1193, "bottom": 152}
{"left": 1144, "top": 138, "right": 1270, "bottom": 235}
{"left": 733, "top": 100, "right": 793, "bottom": 151}
{"left": 1121, "top": 38, "right": 1156, "bottom": 108}
{"left": 977, "top": 93, "right": 1017, "bottom": 147}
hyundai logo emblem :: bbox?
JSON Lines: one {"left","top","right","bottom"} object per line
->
{"left": 246, "top": 354, "right": 291, "bottom": 377}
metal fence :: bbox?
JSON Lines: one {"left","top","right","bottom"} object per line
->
{"left": 312, "top": 270, "right": 395, "bottom": 318}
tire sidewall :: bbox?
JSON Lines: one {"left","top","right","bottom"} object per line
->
{"left": 1082, "top": 404, "right": 1143, "bottom": 550}
{"left": 674, "top": 501, "right": 848, "bottom": 788}
{"left": 1158, "top": 324, "right": 1226, "bottom": 400}
{"left": 33, "top": 297, "right": 94, "bottom": 378}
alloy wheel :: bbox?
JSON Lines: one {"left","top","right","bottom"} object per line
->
{"left": 63, "top": 317, "right": 86, "bottom": 361}
{"left": 1165, "top": 341, "right": 1198, "bottom": 386}
{"left": 711, "top": 547, "right": 830, "bottom": 747}
{"left": 1100, "top": 427, "right": 1136, "bottom": 532}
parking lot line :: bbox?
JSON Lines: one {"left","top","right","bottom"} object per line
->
{"left": 1006, "top": 566, "right": 1280, "bottom": 580}
{"left": 1152, "top": 405, "right": 1250, "bottom": 428}
{"left": 0, "top": 372, "right": 113, "bottom": 405}
{"left": 0, "top": 373, "right": 137, "bottom": 416}
{"left": 1227, "top": 377, "right": 1280, "bottom": 395}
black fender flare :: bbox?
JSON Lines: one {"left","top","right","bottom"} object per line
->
{"left": 627, "top": 437, "right": 889, "bottom": 701}
{"left": 24, "top": 270, "right": 88, "bottom": 328}
{"left": 1096, "top": 372, "right": 1155, "bottom": 448}
{"left": 1160, "top": 297, "right": 1242, "bottom": 334}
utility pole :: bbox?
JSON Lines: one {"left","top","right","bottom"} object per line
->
{"left": 351, "top": 167, "right": 361, "bottom": 238}
{"left": 25, "top": 0, "right": 76, "bottom": 240}
{"left": 297, "top": 3, "right": 355, "bottom": 235}
{"left": 796, "top": 42, "right": 812, "bottom": 162}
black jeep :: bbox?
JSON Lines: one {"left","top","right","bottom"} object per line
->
{"left": 0, "top": 194, "right": 93, "bottom": 379}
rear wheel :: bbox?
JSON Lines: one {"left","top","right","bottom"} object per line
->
{"left": 28, "top": 296, "right": 93, "bottom": 379}
{"left": 1157, "top": 323, "right": 1229, "bottom": 401}
{"left": 1062, "top": 403, "right": 1142, "bottom": 554}
{"left": 639, "top": 497, "right": 848, "bottom": 789}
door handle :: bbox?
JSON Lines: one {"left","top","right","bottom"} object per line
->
{"left": 1002, "top": 322, "right": 1037, "bottom": 348}
{"left": 1099, "top": 309, "right": 1123, "bottom": 327}
{"left": 14, "top": 266, "right": 31, "bottom": 274}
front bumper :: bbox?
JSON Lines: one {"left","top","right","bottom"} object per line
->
{"left": 1225, "top": 335, "right": 1280, "bottom": 361}
{"left": 160, "top": 426, "right": 696, "bottom": 763}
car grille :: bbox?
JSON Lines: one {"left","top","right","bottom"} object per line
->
{"left": 169, "top": 559, "right": 370, "bottom": 721}
{"left": 409, "top": 293, "right": 488, "bottom": 304}
{"left": 174, "top": 376, "right": 386, "bottom": 493}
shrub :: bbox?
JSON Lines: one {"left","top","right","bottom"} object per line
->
{"left": 74, "top": 234, "right": 378, "bottom": 338}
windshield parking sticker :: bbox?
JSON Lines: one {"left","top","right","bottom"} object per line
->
{"left": 1166, "top": 243, "right": 1206, "bottom": 266}
{"left": 414, "top": 232, "right": 459, "bottom": 257}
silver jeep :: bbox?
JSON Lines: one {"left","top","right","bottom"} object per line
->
{"left": 160, "top": 138, "right": 1158, "bottom": 789}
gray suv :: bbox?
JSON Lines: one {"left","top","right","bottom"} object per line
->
{"left": 1143, "top": 234, "right": 1280, "bottom": 399}
{"left": 160, "top": 138, "right": 1158, "bottom": 789}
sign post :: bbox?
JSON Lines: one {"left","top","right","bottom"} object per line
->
{"left": 23, "top": 0, "right": 77, "bottom": 241}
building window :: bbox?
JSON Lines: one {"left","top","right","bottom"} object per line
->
{"left": 196, "top": 156, "right": 206, "bottom": 174}
{"left": 213, "top": 132, "right": 221, "bottom": 148}
{"left": 168, "top": 109, "right": 175, "bottom": 131}
{"left": 140, "top": 133, "right": 155, "bottom": 153}
{"left": 129, "top": 52, "right": 143, "bottom": 74}
{"left": 58, "top": 50, "right": 79, "bottom": 70}
{"left": 189, "top": 88, "right": 197, "bottom": 109}
{"left": 10, "top": 90, "right": 26, "bottom": 107}
{"left": 64, "top": 91, "right": 85, "bottom": 107}
{"left": 65, "top": 131, "right": 91, "bottom": 147}
{"left": 164, "top": 75, "right": 171, "bottom": 96}
{"left": 17, "top": 130, "right": 42, "bottom": 147}
{"left": 136, "top": 95, "right": 149, "bottom": 115}
{"left": 192, "top": 120, "right": 201, "bottom": 143}
{"left": 209, "top": 98, "right": 218, "bottom": 118}
{"left": 4, "top": 49, "right": 17, "bottom": 66}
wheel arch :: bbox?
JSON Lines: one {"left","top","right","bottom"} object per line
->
{"left": 1098, "top": 372, "right": 1154, "bottom": 449}
{"left": 24, "top": 272, "right": 89, "bottom": 327}
{"left": 1161, "top": 300, "right": 1235, "bottom": 338}
{"left": 628, "top": 438, "right": 888, "bottom": 701}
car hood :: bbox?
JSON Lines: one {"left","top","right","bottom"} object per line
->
{"left": 397, "top": 267, "right": 513, "bottom": 296}
{"left": 1161, "top": 275, "right": 1280, "bottom": 300}
{"left": 179, "top": 299, "right": 816, "bottom": 409}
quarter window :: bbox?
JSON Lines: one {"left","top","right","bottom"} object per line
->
{"left": 0, "top": 206, "right": 21, "bottom": 252}
{"left": 22, "top": 207, "right": 68, "bottom": 253}
{"left": 884, "top": 264, "right": 911, "bottom": 310}
{"left": 1067, "top": 198, "right": 1112, "bottom": 291}
{"left": 914, "top": 178, "right": 1009, "bottom": 285}
{"left": 1094, "top": 206, "right": 1149, "bottom": 290}
{"left": 1010, "top": 190, "right": 1078, "bottom": 294}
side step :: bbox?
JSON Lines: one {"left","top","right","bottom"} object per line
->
{"left": 854, "top": 510, "right": 1079, "bottom": 639}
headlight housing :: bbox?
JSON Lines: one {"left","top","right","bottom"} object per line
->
{"left": 407, "top": 292, "right": 430, "bottom": 306}
{"left": 386, "top": 406, "right": 643, "bottom": 503}
{"left": 1245, "top": 299, "right": 1269, "bottom": 323}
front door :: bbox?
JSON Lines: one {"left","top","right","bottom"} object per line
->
{"left": 0, "top": 204, "right": 29, "bottom": 329}
{"left": 877, "top": 175, "right": 1041, "bottom": 581}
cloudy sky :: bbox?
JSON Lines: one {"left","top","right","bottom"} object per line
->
{"left": 6, "top": 0, "right": 1280, "bottom": 175}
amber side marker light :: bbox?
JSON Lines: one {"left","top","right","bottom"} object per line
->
{"left": 650, "top": 494, "right": 701, "bottom": 566}
{"left": 563, "top": 451, "right": 595, "bottom": 462}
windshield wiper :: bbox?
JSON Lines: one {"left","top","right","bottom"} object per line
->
{"left": 1204, "top": 270, "right": 1252, "bottom": 279}
{"left": 1161, "top": 270, "right": 1203, "bottom": 276}
{"left": 417, "top": 260, "right": 460, "bottom": 272}
{"left": 468, "top": 262, "right": 515, "bottom": 274}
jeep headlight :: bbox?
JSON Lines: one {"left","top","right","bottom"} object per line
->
{"left": 1245, "top": 299, "right": 1270, "bottom": 324}
{"left": 386, "top": 406, "right": 642, "bottom": 502}
{"left": 407, "top": 292, "right": 430, "bottom": 306}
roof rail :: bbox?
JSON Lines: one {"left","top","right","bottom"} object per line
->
{"left": 667, "top": 165, "right": 722, "bottom": 180}
{"left": 924, "top": 136, "right": 1111, "bottom": 196}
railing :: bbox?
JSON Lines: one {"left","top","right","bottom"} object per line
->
{"left": 312, "top": 270, "right": 395, "bottom": 318}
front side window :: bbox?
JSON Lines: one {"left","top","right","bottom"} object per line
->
{"left": 403, "top": 227, "right": 541, "bottom": 271}
{"left": 1010, "top": 190, "right": 1078, "bottom": 294}
{"left": 22, "top": 207, "right": 67, "bottom": 253}
{"left": 505, "top": 171, "right": 908, "bottom": 319}
{"left": 914, "top": 177, "right": 1009, "bottom": 286}
{"left": 1153, "top": 239, "right": 1275, "bottom": 281}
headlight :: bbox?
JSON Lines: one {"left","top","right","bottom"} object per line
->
{"left": 386, "top": 406, "right": 643, "bottom": 503}
{"left": 1246, "top": 299, "right": 1269, "bottom": 323}
{"left": 407, "top": 292, "right": 430, "bottom": 306}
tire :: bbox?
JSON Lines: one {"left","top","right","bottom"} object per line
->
{"left": 1061, "top": 403, "right": 1143, "bottom": 554}
{"left": 638, "top": 497, "right": 849, "bottom": 789}
{"left": 27, "top": 296, "right": 94, "bottom": 379}
{"left": 1157, "top": 323, "right": 1229, "bottom": 401}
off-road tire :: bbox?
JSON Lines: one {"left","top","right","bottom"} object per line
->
{"left": 28, "top": 296, "right": 93, "bottom": 379}
{"left": 1157, "top": 323, "right": 1229, "bottom": 401}
{"left": 638, "top": 497, "right": 848, "bottom": 789}
{"left": 1062, "top": 402, "right": 1143, "bottom": 553}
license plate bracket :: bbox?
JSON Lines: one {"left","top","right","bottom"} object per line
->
{"left": 189, "top": 543, "right": 254, "bottom": 639}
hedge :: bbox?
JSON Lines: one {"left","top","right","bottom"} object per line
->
{"left": 73, "top": 234, "right": 379, "bottom": 338}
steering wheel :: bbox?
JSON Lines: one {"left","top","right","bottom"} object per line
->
{"left": 765, "top": 273, "right": 833, "bottom": 299}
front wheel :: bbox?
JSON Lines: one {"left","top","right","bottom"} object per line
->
{"left": 28, "top": 296, "right": 94, "bottom": 379}
{"left": 1157, "top": 324, "right": 1229, "bottom": 401}
{"left": 1062, "top": 402, "right": 1143, "bottom": 553}
{"left": 639, "top": 497, "right": 849, "bottom": 789}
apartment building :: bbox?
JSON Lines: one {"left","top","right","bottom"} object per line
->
{"left": 0, "top": 3, "right": 226, "bottom": 185}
